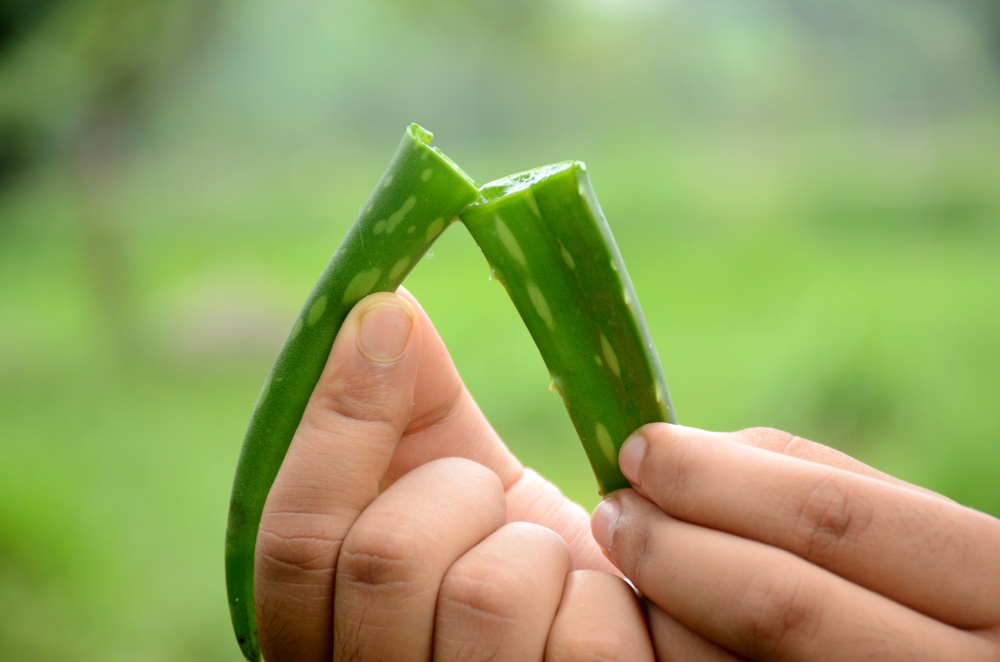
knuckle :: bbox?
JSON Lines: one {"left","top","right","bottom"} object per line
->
{"left": 438, "top": 565, "right": 523, "bottom": 628}
{"left": 256, "top": 522, "right": 337, "bottom": 579}
{"left": 338, "top": 527, "right": 422, "bottom": 590}
{"left": 736, "top": 426, "right": 796, "bottom": 451}
{"left": 403, "top": 384, "right": 466, "bottom": 436}
{"left": 739, "top": 427, "right": 835, "bottom": 466}
{"left": 255, "top": 519, "right": 340, "bottom": 661}
{"left": 305, "top": 352, "right": 415, "bottom": 431}
{"left": 295, "top": 405, "right": 400, "bottom": 466}
{"left": 736, "top": 568, "right": 822, "bottom": 657}
{"left": 304, "top": 387, "right": 399, "bottom": 433}
{"left": 793, "top": 474, "right": 872, "bottom": 561}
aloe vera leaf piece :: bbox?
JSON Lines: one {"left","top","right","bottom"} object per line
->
{"left": 460, "top": 162, "right": 677, "bottom": 495}
{"left": 225, "top": 124, "right": 479, "bottom": 662}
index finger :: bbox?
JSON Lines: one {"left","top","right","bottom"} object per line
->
{"left": 255, "top": 291, "right": 421, "bottom": 662}
{"left": 618, "top": 423, "right": 1000, "bottom": 629}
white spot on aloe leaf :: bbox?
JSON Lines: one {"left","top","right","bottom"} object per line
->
{"left": 289, "top": 318, "right": 304, "bottom": 340}
{"left": 386, "top": 196, "right": 417, "bottom": 233}
{"left": 595, "top": 423, "right": 616, "bottom": 465}
{"left": 382, "top": 174, "right": 394, "bottom": 188}
{"left": 407, "top": 225, "right": 416, "bottom": 234}
{"left": 421, "top": 168, "right": 433, "bottom": 181}
{"left": 388, "top": 257, "right": 410, "bottom": 282}
{"left": 307, "top": 294, "right": 328, "bottom": 326}
{"left": 373, "top": 220, "right": 387, "bottom": 235}
{"left": 342, "top": 269, "right": 382, "bottom": 304}
{"left": 523, "top": 190, "right": 541, "bottom": 218}
{"left": 425, "top": 217, "right": 445, "bottom": 242}
{"left": 600, "top": 334, "right": 621, "bottom": 378}
{"left": 420, "top": 150, "right": 430, "bottom": 160}
{"left": 560, "top": 243, "right": 575, "bottom": 270}
{"left": 495, "top": 217, "right": 526, "bottom": 265}
{"left": 527, "top": 283, "right": 554, "bottom": 329}
{"left": 595, "top": 354, "right": 603, "bottom": 367}
{"left": 610, "top": 260, "right": 618, "bottom": 272}
{"left": 426, "top": 218, "right": 444, "bottom": 242}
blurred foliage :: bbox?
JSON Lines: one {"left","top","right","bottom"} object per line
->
{"left": 1, "top": 0, "right": 999, "bottom": 660}
{"left": 0, "top": 0, "right": 64, "bottom": 54}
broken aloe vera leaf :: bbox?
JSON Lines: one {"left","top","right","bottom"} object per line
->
{"left": 225, "top": 124, "right": 479, "bottom": 662}
{"left": 460, "top": 162, "right": 677, "bottom": 495}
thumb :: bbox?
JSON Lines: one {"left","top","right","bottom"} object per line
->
{"left": 255, "top": 291, "right": 421, "bottom": 662}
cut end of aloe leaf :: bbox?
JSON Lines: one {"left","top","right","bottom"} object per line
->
{"left": 408, "top": 123, "right": 434, "bottom": 144}
{"left": 407, "top": 122, "right": 477, "bottom": 191}
{"left": 478, "top": 161, "right": 579, "bottom": 201}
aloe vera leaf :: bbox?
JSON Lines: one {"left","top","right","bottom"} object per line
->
{"left": 460, "top": 162, "right": 677, "bottom": 495}
{"left": 224, "top": 124, "right": 479, "bottom": 662}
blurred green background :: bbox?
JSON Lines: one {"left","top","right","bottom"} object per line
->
{"left": 1, "top": 0, "right": 998, "bottom": 659}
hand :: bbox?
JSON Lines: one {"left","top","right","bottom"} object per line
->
{"left": 253, "top": 289, "right": 653, "bottom": 662}
{"left": 591, "top": 424, "right": 1000, "bottom": 661}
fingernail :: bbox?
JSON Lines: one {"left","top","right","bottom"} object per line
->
{"left": 618, "top": 432, "right": 646, "bottom": 485}
{"left": 357, "top": 302, "right": 413, "bottom": 363}
{"left": 591, "top": 497, "right": 621, "bottom": 552}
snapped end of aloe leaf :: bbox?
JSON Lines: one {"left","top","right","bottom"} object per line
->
{"left": 477, "top": 160, "right": 581, "bottom": 202}
{"left": 408, "top": 123, "right": 433, "bottom": 144}
{"left": 406, "top": 122, "right": 477, "bottom": 191}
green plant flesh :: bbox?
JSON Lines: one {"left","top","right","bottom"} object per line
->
{"left": 224, "top": 124, "right": 480, "bottom": 662}
{"left": 460, "top": 162, "right": 677, "bottom": 494}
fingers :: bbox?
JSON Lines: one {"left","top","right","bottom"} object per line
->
{"left": 644, "top": 603, "right": 747, "bottom": 662}
{"left": 506, "top": 469, "right": 617, "bottom": 574}
{"left": 391, "top": 289, "right": 614, "bottom": 574}
{"left": 618, "top": 424, "right": 1000, "bottom": 628}
{"left": 381, "top": 288, "right": 523, "bottom": 489}
{"left": 544, "top": 570, "right": 655, "bottom": 662}
{"left": 255, "top": 292, "right": 421, "bottom": 662}
{"left": 334, "top": 458, "right": 506, "bottom": 662}
{"left": 594, "top": 490, "right": 996, "bottom": 662}
{"left": 256, "top": 287, "right": 614, "bottom": 662}
{"left": 434, "top": 521, "right": 571, "bottom": 662}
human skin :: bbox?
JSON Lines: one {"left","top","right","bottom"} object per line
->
{"left": 591, "top": 424, "right": 1000, "bottom": 661}
{"left": 253, "top": 289, "right": 654, "bottom": 662}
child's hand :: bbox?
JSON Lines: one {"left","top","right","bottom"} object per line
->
{"left": 592, "top": 424, "right": 1000, "bottom": 661}
{"left": 253, "top": 289, "right": 653, "bottom": 662}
